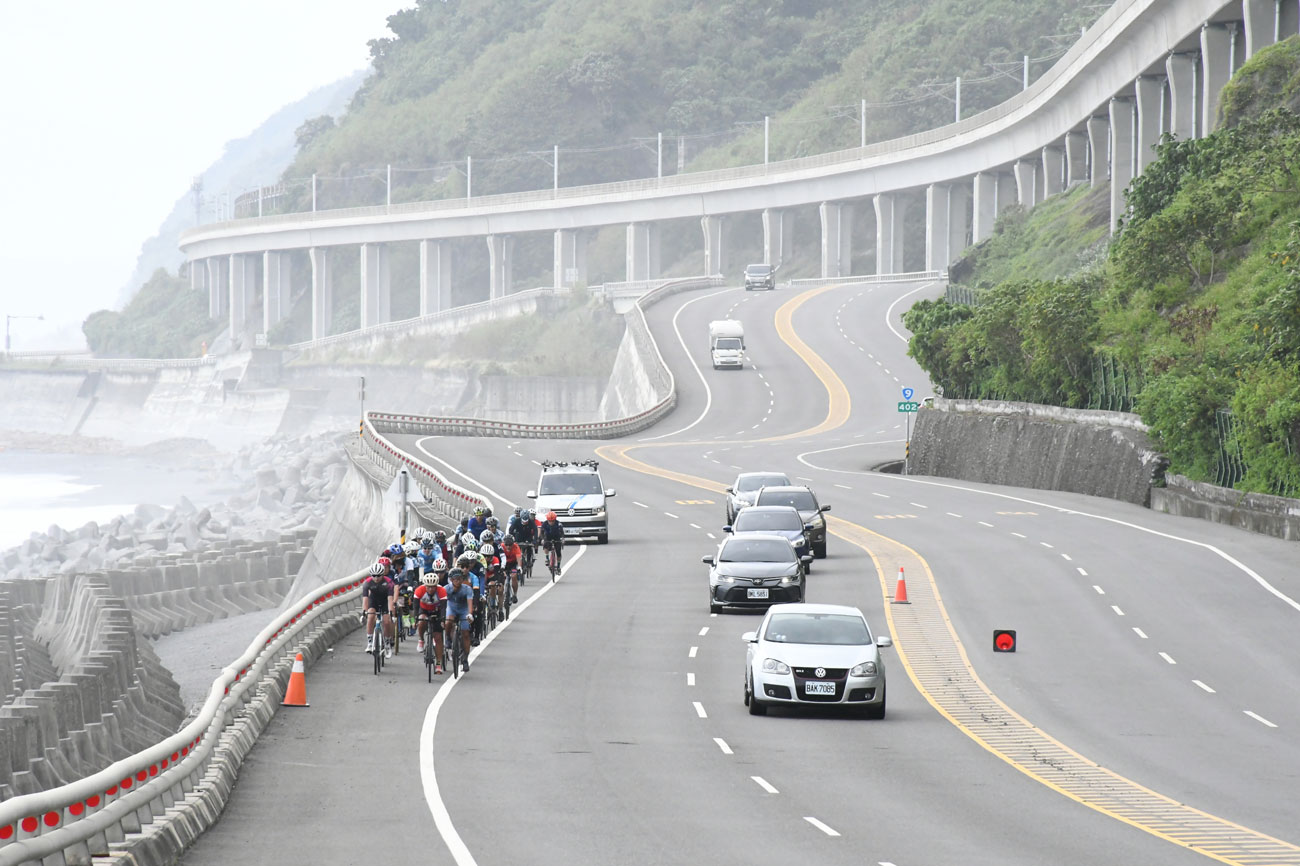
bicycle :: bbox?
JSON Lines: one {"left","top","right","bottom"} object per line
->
{"left": 445, "top": 615, "right": 471, "bottom": 679}
{"left": 520, "top": 543, "right": 534, "bottom": 583}
{"left": 486, "top": 581, "right": 501, "bottom": 632}
{"left": 544, "top": 542, "right": 561, "bottom": 582}
{"left": 503, "top": 568, "right": 516, "bottom": 620}
{"left": 423, "top": 612, "right": 442, "bottom": 682}
{"left": 369, "top": 612, "right": 386, "bottom": 676}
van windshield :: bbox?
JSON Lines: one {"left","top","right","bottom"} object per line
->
{"left": 539, "top": 474, "right": 603, "bottom": 495}
{"left": 746, "top": 266, "right": 771, "bottom": 276}
{"left": 715, "top": 338, "right": 742, "bottom": 351}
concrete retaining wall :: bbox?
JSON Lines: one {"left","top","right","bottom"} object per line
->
{"left": 909, "top": 399, "right": 1166, "bottom": 506}
{"left": 1152, "top": 474, "right": 1300, "bottom": 541}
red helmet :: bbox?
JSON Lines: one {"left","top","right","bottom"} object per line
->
{"left": 546, "top": 511, "right": 557, "bottom": 521}
{"left": 377, "top": 556, "right": 392, "bottom": 569}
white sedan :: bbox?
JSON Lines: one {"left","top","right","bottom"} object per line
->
{"left": 743, "top": 603, "right": 892, "bottom": 718}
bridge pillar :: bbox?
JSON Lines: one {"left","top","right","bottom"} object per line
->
{"left": 873, "top": 193, "right": 906, "bottom": 275}
{"left": 948, "top": 183, "right": 971, "bottom": 262}
{"left": 190, "top": 258, "right": 205, "bottom": 293}
{"left": 553, "top": 229, "right": 588, "bottom": 289}
{"left": 995, "top": 171, "right": 1017, "bottom": 216}
{"left": 1281, "top": 0, "right": 1299, "bottom": 39}
{"left": 262, "top": 251, "right": 291, "bottom": 334}
{"left": 925, "top": 185, "right": 949, "bottom": 272}
{"left": 762, "top": 208, "right": 793, "bottom": 267}
{"left": 1065, "top": 132, "right": 1088, "bottom": 186}
{"left": 818, "top": 202, "right": 853, "bottom": 278}
{"left": 1109, "top": 97, "right": 1135, "bottom": 234}
{"left": 229, "top": 254, "right": 255, "bottom": 337}
{"left": 625, "top": 223, "right": 660, "bottom": 282}
{"left": 1086, "top": 116, "right": 1110, "bottom": 186}
{"left": 1135, "top": 75, "right": 1165, "bottom": 172}
{"left": 487, "top": 235, "right": 514, "bottom": 299}
{"left": 360, "top": 242, "right": 391, "bottom": 327}
{"left": 701, "top": 215, "right": 726, "bottom": 277}
{"left": 309, "top": 247, "right": 333, "bottom": 340}
{"left": 1042, "top": 145, "right": 1065, "bottom": 197}
{"left": 1244, "top": 0, "right": 1275, "bottom": 58}
{"left": 1166, "top": 53, "right": 1197, "bottom": 140}
{"left": 1201, "top": 24, "right": 1234, "bottom": 134}
{"left": 206, "top": 257, "right": 228, "bottom": 320}
{"left": 972, "top": 172, "right": 997, "bottom": 243}
{"left": 420, "top": 240, "right": 451, "bottom": 316}
{"left": 1014, "top": 160, "right": 1037, "bottom": 208}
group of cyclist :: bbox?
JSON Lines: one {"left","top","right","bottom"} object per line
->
{"left": 359, "top": 505, "right": 569, "bottom": 675}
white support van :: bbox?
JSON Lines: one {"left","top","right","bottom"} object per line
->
{"left": 709, "top": 319, "right": 745, "bottom": 370}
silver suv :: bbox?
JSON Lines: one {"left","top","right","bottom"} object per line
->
{"left": 527, "top": 460, "right": 615, "bottom": 544}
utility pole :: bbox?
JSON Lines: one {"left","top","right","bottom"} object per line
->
{"left": 191, "top": 176, "right": 203, "bottom": 225}
{"left": 861, "top": 99, "right": 866, "bottom": 148}
{"left": 467, "top": 156, "right": 472, "bottom": 201}
{"left": 764, "top": 116, "right": 770, "bottom": 165}
{"left": 554, "top": 144, "right": 559, "bottom": 192}
{"left": 955, "top": 77, "right": 962, "bottom": 122}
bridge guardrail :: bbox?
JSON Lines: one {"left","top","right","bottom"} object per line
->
{"left": 786, "top": 270, "right": 946, "bottom": 289}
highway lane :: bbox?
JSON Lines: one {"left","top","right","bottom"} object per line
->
{"left": 181, "top": 281, "right": 1300, "bottom": 866}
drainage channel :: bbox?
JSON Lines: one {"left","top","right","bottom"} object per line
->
{"left": 833, "top": 517, "right": 1300, "bottom": 865}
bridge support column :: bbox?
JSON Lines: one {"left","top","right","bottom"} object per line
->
{"left": 190, "top": 259, "right": 205, "bottom": 293}
{"left": 1135, "top": 75, "right": 1165, "bottom": 172}
{"left": 1201, "top": 24, "right": 1234, "bottom": 135}
{"left": 948, "top": 183, "right": 971, "bottom": 262}
{"left": 262, "top": 251, "right": 291, "bottom": 334}
{"left": 553, "top": 229, "right": 588, "bottom": 289}
{"left": 972, "top": 172, "right": 998, "bottom": 243}
{"left": 419, "top": 240, "right": 451, "bottom": 316}
{"left": 625, "top": 223, "right": 660, "bottom": 282}
{"left": 309, "top": 247, "right": 332, "bottom": 340}
{"left": 1065, "top": 132, "right": 1088, "bottom": 186}
{"left": 487, "top": 235, "right": 514, "bottom": 299}
{"left": 1109, "top": 97, "right": 1135, "bottom": 234}
{"left": 229, "top": 254, "right": 255, "bottom": 337}
{"left": 995, "top": 171, "right": 1017, "bottom": 215}
{"left": 818, "top": 202, "right": 853, "bottom": 278}
{"left": 762, "top": 208, "right": 793, "bottom": 267}
{"left": 1281, "top": 0, "right": 1299, "bottom": 39}
{"left": 1042, "top": 145, "right": 1065, "bottom": 197}
{"left": 1014, "top": 160, "right": 1038, "bottom": 208}
{"left": 1244, "top": 0, "right": 1276, "bottom": 57}
{"left": 1087, "top": 116, "right": 1110, "bottom": 186}
{"left": 1166, "top": 53, "right": 1197, "bottom": 140}
{"left": 925, "top": 185, "right": 949, "bottom": 272}
{"left": 701, "top": 215, "right": 726, "bottom": 277}
{"left": 206, "top": 257, "right": 227, "bottom": 321}
{"left": 360, "top": 242, "right": 391, "bottom": 327}
{"left": 873, "top": 193, "right": 906, "bottom": 275}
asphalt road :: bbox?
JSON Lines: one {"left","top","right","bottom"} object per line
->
{"left": 179, "top": 282, "right": 1300, "bottom": 866}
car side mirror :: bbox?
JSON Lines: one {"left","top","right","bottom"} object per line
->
{"left": 722, "top": 526, "right": 733, "bottom": 533}
{"left": 725, "top": 486, "right": 733, "bottom": 494}
{"left": 526, "top": 490, "right": 537, "bottom": 499}
{"left": 800, "top": 555, "right": 813, "bottom": 564}
{"left": 741, "top": 631, "right": 757, "bottom": 642}
{"left": 876, "top": 636, "right": 893, "bottom": 648}
{"left": 605, "top": 489, "right": 616, "bottom": 497}
{"left": 701, "top": 555, "right": 715, "bottom": 565}
{"left": 803, "top": 523, "right": 814, "bottom": 532}
{"left": 820, "top": 504, "right": 831, "bottom": 512}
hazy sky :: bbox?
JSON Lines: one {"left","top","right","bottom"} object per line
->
{"left": 0, "top": 1, "right": 397, "bottom": 349}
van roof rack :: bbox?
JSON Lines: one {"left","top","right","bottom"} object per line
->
{"left": 540, "top": 459, "right": 599, "bottom": 471}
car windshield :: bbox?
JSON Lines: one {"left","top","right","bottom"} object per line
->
{"left": 715, "top": 338, "right": 742, "bottom": 351}
{"left": 734, "top": 511, "right": 801, "bottom": 532}
{"left": 746, "top": 266, "right": 771, "bottom": 276}
{"left": 764, "top": 613, "right": 871, "bottom": 645}
{"left": 757, "top": 489, "right": 816, "bottom": 510}
{"left": 719, "top": 539, "right": 794, "bottom": 563}
{"left": 538, "top": 474, "right": 602, "bottom": 495}
{"left": 736, "top": 474, "right": 790, "bottom": 493}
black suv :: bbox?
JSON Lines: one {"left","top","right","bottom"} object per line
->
{"left": 752, "top": 485, "right": 830, "bottom": 558}
{"left": 743, "top": 263, "right": 775, "bottom": 291}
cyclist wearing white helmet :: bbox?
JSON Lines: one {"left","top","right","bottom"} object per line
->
{"left": 414, "top": 566, "right": 448, "bottom": 670}
{"left": 362, "top": 561, "right": 395, "bottom": 658}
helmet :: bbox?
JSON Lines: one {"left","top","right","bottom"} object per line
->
{"left": 464, "top": 539, "right": 479, "bottom": 551}
{"left": 479, "top": 530, "right": 494, "bottom": 543}
{"left": 387, "top": 543, "right": 403, "bottom": 557}
{"left": 486, "top": 516, "right": 499, "bottom": 528}
{"left": 461, "top": 532, "right": 476, "bottom": 546}
{"left": 546, "top": 511, "right": 557, "bottom": 521}
{"left": 483, "top": 506, "right": 493, "bottom": 518}
{"left": 368, "top": 563, "right": 385, "bottom": 577}
{"left": 377, "top": 556, "right": 392, "bottom": 569}
{"left": 420, "top": 573, "right": 437, "bottom": 587}
{"left": 513, "top": 506, "right": 522, "bottom": 517}
{"left": 434, "top": 530, "right": 447, "bottom": 543}
{"left": 404, "top": 542, "right": 420, "bottom": 555}
{"left": 524, "top": 509, "right": 534, "bottom": 521}
{"left": 481, "top": 544, "right": 495, "bottom": 557}
{"left": 449, "top": 567, "right": 465, "bottom": 581}
{"left": 502, "top": 534, "right": 514, "bottom": 546}
{"left": 473, "top": 506, "right": 485, "bottom": 517}
{"left": 421, "top": 539, "right": 435, "bottom": 549}
{"left": 409, "top": 528, "right": 424, "bottom": 541}
{"left": 432, "top": 558, "right": 447, "bottom": 572}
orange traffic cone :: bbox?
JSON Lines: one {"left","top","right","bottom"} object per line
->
{"left": 891, "top": 567, "right": 910, "bottom": 604}
{"left": 282, "top": 652, "right": 309, "bottom": 707}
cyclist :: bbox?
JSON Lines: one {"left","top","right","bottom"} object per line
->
{"left": 414, "top": 566, "right": 448, "bottom": 672}
{"left": 456, "top": 546, "right": 486, "bottom": 644}
{"left": 514, "top": 509, "right": 538, "bottom": 575}
{"left": 467, "top": 506, "right": 488, "bottom": 539}
{"left": 506, "top": 506, "right": 525, "bottom": 537}
{"left": 444, "top": 568, "right": 475, "bottom": 673}
{"left": 397, "top": 541, "right": 422, "bottom": 635}
{"left": 416, "top": 538, "right": 441, "bottom": 578}
{"left": 485, "top": 516, "right": 504, "bottom": 545}
{"left": 429, "top": 529, "right": 453, "bottom": 565}
{"left": 385, "top": 542, "right": 407, "bottom": 576}
{"left": 479, "top": 529, "right": 495, "bottom": 550}
{"left": 500, "top": 534, "right": 523, "bottom": 603}
{"left": 540, "top": 510, "right": 566, "bottom": 576}
{"left": 362, "top": 562, "right": 396, "bottom": 658}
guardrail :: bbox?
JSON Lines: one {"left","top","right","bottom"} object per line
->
{"left": 0, "top": 570, "right": 368, "bottom": 866}
{"left": 0, "top": 355, "right": 217, "bottom": 371}
{"left": 786, "top": 270, "right": 946, "bottom": 289}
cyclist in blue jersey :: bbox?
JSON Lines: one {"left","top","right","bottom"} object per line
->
{"left": 443, "top": 567, "right": 475, "bottom": 673}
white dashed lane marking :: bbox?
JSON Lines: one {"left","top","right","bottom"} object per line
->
{"left": 1077, "top": 567, "right": 1088, "bottom": 577}
{"left": 686, "top": 673, "right": 695, "bottom": 686}
{"left": 1159, "top": 652, "right": 1177, "bottom": 664}
{"left": 804, "top": 817, "right": 840, "bottom": 837}
{"left": 752, "top": 777, "right": 779, "bottom": 794}
{"left": 1133, "top": 628, "right": 1148, "bottom": 639}
{"left": 1245, "top": 711, "right": 1278, "bottom": 728}
{"left": 714, "top": 738, "right": 733, "bottom": 755}
{"left": 634, "top": 501, "right": 648, "bottom": 508}
{"left": 1193, "top": 680, "right": 1216, "bottom": 693}
{"left": 688, "top": 646, "right": 698, "bottom": 658}
{"left": 1111, "top": 605, "right": 1125, "bottom": 616}
{"left": 693, "top": 702, "right": 708, "bottom": 718}
{"left": 1093, "top": 586, "right": 1105, "bottom": 595}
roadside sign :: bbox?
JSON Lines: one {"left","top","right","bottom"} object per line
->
{"left": 902, "top": 387, "right": 914, "bottom": 401}
{"left": 897, "top": 401, "right": 920, "bottom": 412}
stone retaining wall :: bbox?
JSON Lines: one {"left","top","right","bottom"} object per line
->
{"left": 1152, "top": 474, "right": 1300, "bottom": 541}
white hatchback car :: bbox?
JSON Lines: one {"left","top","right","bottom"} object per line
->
{"left": 743, "top": 603, "right": 892, "bottom": 718}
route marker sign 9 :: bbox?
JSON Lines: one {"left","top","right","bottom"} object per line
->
{"left": 897, "top": 401, "right": 920, "bottom": 413}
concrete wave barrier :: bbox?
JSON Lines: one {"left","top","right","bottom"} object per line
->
{"left": 0, "top": 569, "right": 367, "bottom": 866}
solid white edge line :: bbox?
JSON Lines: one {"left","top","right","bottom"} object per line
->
{"left": 751, "top": 776, "right": 779, "bottom": 794}
{"left": 804, "top": 816, "right": 841, "bottom": 836}
{"left": 640, "top": 286, "right": 734, "bottom": 442}
{"left": 415, "top": 437, "right": 517, "bottom": 511}
{"left": 419, "top": 544, "right": 588, "bottom": 866}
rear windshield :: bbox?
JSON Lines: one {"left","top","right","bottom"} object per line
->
{"left": 715, "top": 338, "right": 742, "bottom": 351}
{"left": 736, "top": 474, "right": 790, "bottom": 492}
{"left": 719, "top": 538, "right": 794, "bottom": 562}
{"left": 733, "top": 511, "right": 801, "bottom": 532}
{"left": 764, "top": 613, "right": 871, "bottom": 645}
{"left": 538, "top": 474, "right": 602, "bottom": 495}
{"left": 756, "top": 489, "right": 816, "bottom": 510}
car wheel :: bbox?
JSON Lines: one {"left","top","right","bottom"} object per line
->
{"left": 864, "top": 684, "right": 886, "bottom": 720}
{"left": 748, "top": 689, "right": 768, "bottom": 716}
{"left": 814, "top": 539, "right": 827, "bottom": 559}
{"left": 709, "top": 592, "right": 723, "bottom": 615}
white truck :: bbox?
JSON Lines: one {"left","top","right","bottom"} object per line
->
{"left": 709, "top": 319, "right": 745, "bottom": 370}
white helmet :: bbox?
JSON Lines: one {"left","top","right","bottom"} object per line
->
{"left": 481, "top": 544, "right": 495, "bottom": 557}
{"left": 404, "top": 541, "right": 420, "bottom": 555}
{"left": 412, "top": 527, "right": 427, "bottom": 541}
{"left": 420, "top": 573, "right": 437, "bottom": 587}
{"left": 462, "top": 532, "right": 476, "bottom": 546}
{"left": 432, "top": 558, "right": 447, "bottom": 572}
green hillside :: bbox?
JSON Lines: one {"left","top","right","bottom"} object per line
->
{"left": 905, "top": 37, "right": 1300, "bottom": 497}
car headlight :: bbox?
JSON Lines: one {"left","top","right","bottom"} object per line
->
{"left": 792, "top": 537, "right": 805, "bottom": 547}
{"left": 594, "top": 507, "right": 605, "bottom": 516}
{"left": 761, "top": 658, "right": 790, "bottom": 675}
{"left": 718, "top": 575, "right": 735, "bottom": 583}
{"left": 850, "top": 661, "right": 878, "bottom": 677}
{"left": 781, "top": 574, "right": 799, "bottom": 584}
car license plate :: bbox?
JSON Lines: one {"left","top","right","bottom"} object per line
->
{"left": 564, "top": 527, "right": 582, "bottom": 535}
{"left": 746, "top": 588, "right": 769, "bottom": 599}
{"left": 805, "top": 681, "right": 835, "bottom": 695}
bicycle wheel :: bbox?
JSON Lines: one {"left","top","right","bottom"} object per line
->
{"left": 373, "top": 632, "right": 382, "bottom": 675}
{"left": 452, "top": 629, "right": 462, "bottom": 680}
